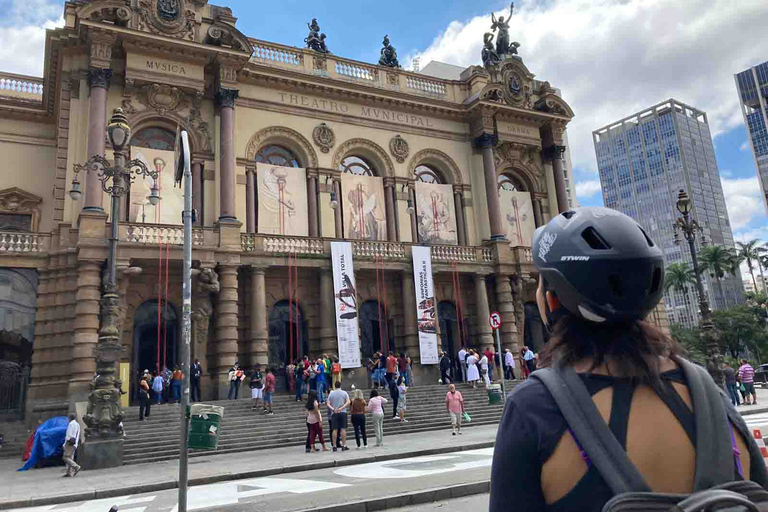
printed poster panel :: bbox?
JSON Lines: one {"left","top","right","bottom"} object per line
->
{"left": 129, "top": 147, "right": 182, "bottom": 224}
{"left": 411, "top": 245, "right": 439, "bottom": 365}
{"left": 499, "top": 189, "right": 535, "bottom": 247}
{"left": 341, "top": 174, "right": 387, "bottom": 241}
{"left": 256, "top": 163, "right": 309, "bottom": 236}
{"left": 415, "top": 182, "right": 458, "bottom": 245}
{"left": 331, "top": 242, "right": 362, "bottom": 368}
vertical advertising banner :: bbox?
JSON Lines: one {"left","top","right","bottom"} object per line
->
{"left": 411, "top": 246, "right": 439, "bottom": 364}
{"left": 331, "top": 242, "right": 362, "bottom": 368}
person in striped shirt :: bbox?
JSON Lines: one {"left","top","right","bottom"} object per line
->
{"left": 739, "top": 359, "right": 757, "bottom": 405}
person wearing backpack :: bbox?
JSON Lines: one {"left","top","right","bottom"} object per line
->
{"left": 331, "top": 357, "right": 342, "bottom": 388}
{"left": 490, "top": 207, "right": 768, "bottom": 512}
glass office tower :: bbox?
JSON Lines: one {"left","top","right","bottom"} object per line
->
{"left": 593, "top": 99, "right": 743, "bottom": 328}
{"left": 736, "top": 61, "right": 768, "bottom": 214}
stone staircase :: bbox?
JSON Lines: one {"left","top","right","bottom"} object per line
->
{"left": 122, "top": 381, "right": 514, "bottom": 465}
{"left": 0, "top": 420, "right": 33, "bottom": 460}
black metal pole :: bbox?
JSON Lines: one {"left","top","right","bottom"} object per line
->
{"left": 107, "top": 152, "right": 124, "bottom": 291}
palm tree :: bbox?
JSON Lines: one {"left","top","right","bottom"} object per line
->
{"left": 736, "top": 240, "right": 762, "bottom": 293}
{"left": 698, "top": 245, "right": 738, "bottom": 309}
{"left": 758, "top": 244, "right": 768, "bottom": 293}
{"left": 665, "top": 262, "right": 696, "bottom": 323}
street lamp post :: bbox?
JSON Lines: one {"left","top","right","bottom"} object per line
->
{"left": 673, "top": 189, "right": 722, "bottom": 386}
{"left": 70, "top": 108, "right": 160, "bottom": 465}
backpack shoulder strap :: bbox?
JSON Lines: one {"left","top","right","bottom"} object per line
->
{"left": 532, "top": 367, "right": 651, "bottom": 494}
{"left": 675, "top": 357, "right": 734, "bottom": 490}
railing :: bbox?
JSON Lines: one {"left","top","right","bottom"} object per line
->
{"left": 0, "top": 73, "right": 44, "bottom": 100}
{"left": 241, "top": 233, "right": 256, "bottom": 252}
{"left": 0, "top": 232, "right": 50, "bottom": 253}
{"left": 123, "top": 224, "right": 205, "bottom": 246}
{"left": 263, "top": 236, "right": 325, "bottom": 255}
{"left": 353, "top": 241, "right": 406, "bottom": 259}
{"left": 334, "top": 61, "right": 377, "bottom": 82}
{"left": 513, "top": 246, "right": 533, "bottom": 263}
{"left": 250, "top": 40, "right": 303, "bottom": 67}
{"left": 431, "top": 245, "right": 478, "bottom": 262}
{"left": 406, "top": 75, "right": 446, "bottom": 96}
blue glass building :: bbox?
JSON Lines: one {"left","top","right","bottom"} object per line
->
{"left": 736, "top": 61, "right": 768, "bottom": 213}
{"left": 593, "top": 100, "right": 743, "bottom": 328}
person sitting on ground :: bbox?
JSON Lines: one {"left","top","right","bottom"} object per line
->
{"left": 327, "top": 381, "right": 350, "bottom": 451}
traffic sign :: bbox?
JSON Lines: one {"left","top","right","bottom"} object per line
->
{"left": 489, "top": 311, "right": 502, "bottom": 330}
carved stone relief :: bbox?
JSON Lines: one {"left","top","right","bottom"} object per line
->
{"left": 137, "top": 0, "right": 196, "bottom": 41}
{"left": 0, "top": 187, "right": 42, "bottom": 232}
{"left": 312, "top": 122, "right": 335, "bottom": 153}
{"left": 389, "top": 135, "right": 409, "bottom": 164}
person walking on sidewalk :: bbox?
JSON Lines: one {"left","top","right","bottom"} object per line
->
{"left": 190, "top": 359, "right": 202, "bottom": 402}
{"left": 228, "top": 363, "right": 244, "bottom": 400}
{"left": 62, "top": 413, "right": 81, "bottom": 477}
{"left": 328, "top": 381, "right": 350, "bottom": 451}
{"left": 723, "top": 362, "right": 740, "bottom": 407}
{"left": 445, "top": 383, "right": 465, "bottom": 435}
{"left": 331, "top": 357, "right": 343, "bottom": 388}
{"left": 250, "top": 366, "right": 263, "bottom": 411}
{"left": 263, "top": 367, "right": 275, "bottom": 415}
{"left": 522, "top": 346, "right": 536, "bottom": 376}
{"left": 439, "top": 351, "right": 452, "bottom": 384}
{"left": 739, "top": 359, "right": 757, "bottom": 405}
{"left": 368, "top": 389, "right": 388, "bottom": 446}
{"left": 466, "top": 350, "right": 480, "bottom": 389}
{"left": 152, "top": 371, "right": 164, "bottom": 405}
{"left": 396, "top": 376, "right": 408, "bottom": 422}
{"left": 350, "top": 388, "right": 368, "bottom": 449}
{"left": 458, "top": 346, "right": 468, "bottom": 383}
{"left": 139, "top": 372, "right": 151, "bottom": 421}
{"left": 305, "top": 390, "right": 328, "bottom": 452}
{"left": 504, "top": 349, "right": 516, "bottom": 381}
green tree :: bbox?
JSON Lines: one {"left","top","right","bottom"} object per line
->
{"left": 670, "top": 323, "right": 705, "bottom": 365}
{"left": 698, "top": 245, "right": 739, "bottom": 309}
{"left": 736, "top": 239, "right": 762, "bottom": 292}
{"left": 665, "top": 263, "right": 696, "bottom": 324}
{"left": 712, "top": 305, "right": 768, "bottom": 362}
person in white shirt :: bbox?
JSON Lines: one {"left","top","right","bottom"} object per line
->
{"left": 458, "top": 347, "right": 468, "bottom": 383}
{"left": 479, "top": 353, "right": 491, "bottom": 388}
{"left": 62, "top": 413, "right": 81, "bottom": 477}
{"left": 504, "top": 349, "right": 516, "bottom": 380}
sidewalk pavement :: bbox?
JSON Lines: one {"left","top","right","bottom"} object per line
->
{"left": 733, "top": 386, "right": 768, "bottom": 416}
{"left": 0, "top": 423, "right": 499, "bottom": 510}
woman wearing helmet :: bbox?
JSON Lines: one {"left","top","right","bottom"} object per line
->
{"left": 489, "top": 207, "right": 767, "bottom": 511}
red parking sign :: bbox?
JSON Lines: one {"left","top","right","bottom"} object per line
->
{"left": 489, "top": 312, "right": 502, "bottom": 330}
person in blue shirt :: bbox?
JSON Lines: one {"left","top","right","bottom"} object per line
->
{"left": 315, "top": 359, "right": 326, "bottom": 404}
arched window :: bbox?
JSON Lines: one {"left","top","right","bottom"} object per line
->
{"left": 498, "top": 173, "right": 525, "bottom": 191}
{"left": 415, "top": 164, "right": 444, "bottom": 184}
{"left": 131, "top": 127, "right": 176, "bottom": 151}
{"left": 256, "top": 145, "right": 300, "bottom": 167}
{"left": 339, "top": 156, "right": 376, "bottom": 176}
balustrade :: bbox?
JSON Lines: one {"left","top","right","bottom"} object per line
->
{"left": 250, "top": 41, "right": 303, "bottom": 67}
{"left": 353, "top": 241, "right": 406, "bottom": 259}
{"left": 335, "top": 61, "right": 377, "bottom": 82}
{"left": 0, "top": 232, "right": 48, "bottom": 253}
{"left": 263, "top": 236, "right": 325, "bottom": 255}
{"left": 123, "top": 224, "right": 205, "bottom": 246}
{"left": 0, "top": 73, "right": 44, "bottom": 99}
{"left": 405, "top": 75, "right": 446, "bottom": 95}
{"left": 431, "top": 245, "right": 477, "bottom": 262}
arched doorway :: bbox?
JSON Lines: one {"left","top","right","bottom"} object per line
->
{"left": 360, "top": 300, "right": 393, "bottom": 359}
{"left": 132, "top": 299, "right": 179, "bottom": 382}
{"left": 523, "top": 301, "right": 548, "bottom": 352}
{"left": 268, "top": 300, "right": 308, "bottom": 369}
{"left": 438, "top": 301, "right": 465, "bottom": 357}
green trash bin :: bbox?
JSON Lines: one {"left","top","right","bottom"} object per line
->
{"left": 487, "top": 384, "right": 503, "bottom": 405}
{"left": 188, "top": 404, "right": 225, "bottom": 451}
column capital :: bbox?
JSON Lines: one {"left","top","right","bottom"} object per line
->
{"left": 87, "top": 68, "right": 113, "bottom": 90}
{"left": 474, "top": 133, "right": 498, "bottom": 149}
{"left": 306, "top": 168, "right": 320, "bottom": 179}
{"left": 383, "top": 177, "right": 396, "bottom": 188}
{"left": 245, "top": 166, "right": 256, "bottom": 175}
{"left": 215, "top": 88, "right": 239, "bottom": 108}
{"left": 542, "top": 145, "right": 566, "bottom": 161}
{"left": 249, "top": 264, "right": 268, "bottom": 274}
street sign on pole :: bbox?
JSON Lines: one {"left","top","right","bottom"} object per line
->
{"left": 488, "top": 311, "right": 505, "bottom": 399}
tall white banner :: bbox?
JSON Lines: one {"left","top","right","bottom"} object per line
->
{"left": 331, "top": 242, "right": 361, "bottom": 368}
{"left": 411, "top": 246, "right": 439, "bottom": 365}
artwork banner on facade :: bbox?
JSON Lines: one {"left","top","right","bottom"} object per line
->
{"left": 331, "top": 242, "right": 362, "bottom": 369}
{"left": 130, "top": 147, "right": 181, "bottom": 225}
{"left": 499, "top": 189, "right": 535, "bottom": 247}
{"left": 341, "top": 174, "right": 387, "bottom": 241}
{"left": 415, "top": 182, "right": 458, "bottom": 245}
{"left": 257, "top": 163, "right": 309, "bottom": 236}
{"left": 411, "top": 245, "right": 439, "bottom": 365}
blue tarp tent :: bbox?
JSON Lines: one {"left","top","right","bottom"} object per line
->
{"left": 18, "top": 416, "right": 68, "bottom": 471}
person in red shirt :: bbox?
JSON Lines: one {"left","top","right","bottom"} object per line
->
{"left": 397, "top": 353, "right": 408, "bottom": 376}
{"left": 386, "top": 352, "right": 397, "bottom": 385}
{"left": 484, "top": 348, "right": 496, "bottom": 381}
{"left": 263, "top": 367, "right": 276, "bottom": 415}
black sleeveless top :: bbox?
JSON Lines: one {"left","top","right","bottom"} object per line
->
{"left": 489, "top": 369, "right": 729, "bottom": 512}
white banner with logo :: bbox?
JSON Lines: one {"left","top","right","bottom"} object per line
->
{"left": 331, "top": 242, "right": 361, "bottom": 368}
{"left": 411, "top": 246, "right": 439, "bottom": 365}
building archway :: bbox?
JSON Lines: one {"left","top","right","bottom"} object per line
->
{"left": 332, "top": 138, "right": 394, "bottom": 177}
{"left": 438, "top": 301, "right": 464, "bottom": 357}
{"left": 268, "top": 300, "right": 308, "bottom": 369}
{"left": 360, "top": 300, "right": 393, "bottom": 359}
{"left": 245, "top": 126, "right": 318, "bottom": 168}
{"left": 132, "top": 299, "right": 179, "bottom": 383}
{"left": 523, "top": 301, "right": 547, "bottom": 352}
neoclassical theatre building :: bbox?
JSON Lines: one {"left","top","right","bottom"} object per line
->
{"left": 0, "top": 0, "right": 668, "bottom": 415}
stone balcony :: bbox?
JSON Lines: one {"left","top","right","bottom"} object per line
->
{"left": 0, "top": 72, "right": 44, "bottom": 104}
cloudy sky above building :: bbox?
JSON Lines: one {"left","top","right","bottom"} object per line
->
{"left": 2, "top": 0, "right": 766, "bottom": 273}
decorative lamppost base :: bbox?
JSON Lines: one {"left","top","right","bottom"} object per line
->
{"left": 79, "top": 438, "right": 124, "bottom": 470}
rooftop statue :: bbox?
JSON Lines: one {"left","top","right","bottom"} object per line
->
{"left": 305, "top": 18, "right": 330, "bottom": 53}
{"left": 378, "top": 35, "right": 400, "bottom": 68}
{"left": 490, "top": 3, "right": 521, "bottom": 56}
{"left": 481, "top": 32, "right": 501, "bottom": 68}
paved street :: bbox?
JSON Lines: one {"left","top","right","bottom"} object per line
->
{"left": 387, "top": 494, "right": 490, "bottom": 511}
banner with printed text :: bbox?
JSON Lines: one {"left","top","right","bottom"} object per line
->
{"left": 411, "top": 245, "right": 439, "bottom": 365}
{"left": 331, "top": 241, "right": 361, "bottom": 368}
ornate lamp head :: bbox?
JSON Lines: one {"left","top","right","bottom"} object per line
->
{"left": 69, "top": 172, "right": 82, "bottom": 201}
{"left": 330, "top": 190, "right": 339, "bottom": 210}
{"left": 676, "top": 189, "right": 692, "bottom": 216}
{"left": 107, "top": 108, "right": 131, "bottom": 152}
{"left": 148, "top": 183, "right": 161, "bottom": 206}
{"left": 406, "top": 198, "right": 415, "bottom": 216}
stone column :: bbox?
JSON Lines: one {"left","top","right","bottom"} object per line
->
{"left": 245, "top": 168, "right": 256, "bottom": 233}
{"left": 83, "top": 68, "right": 112, "bottom": 212}
{"left": 320, "top": 269, "right": 336, "bottom": 353}
{"left": 476, "top": 134, "right": 505, "bottom": 240}
{"left": 474, "top": 273, "right": 494, "bottom": 349}
{"left": 307, "top": 172, "right": 319, "bottom": 237}
{"left": 249, "top": 267, "right": 268, "bottom": 367}
{"left": 532, "top": 197, "right": 544, "bottom": 228}
{"left": 192, "top": 161, "right": 203, "bottom": 225}
{"left": 408, "top": 186, "right": 418, "bottom": 243}
{"left": 216, "top": 88, "right": 239, "bottom": 223}
{"left": 68, "top": 261, "right": 102, "bottom": 401}
{"left": 454, "top": 189, "right": 466, "bottom": 246}
{"left": 384, "top": 180, "right": 397, "bottom": 241}
{"left": 402, "top": 271, "right": 419, "bottom": 363}
{"left": 495, "top": 274, "right": 519, "bottom": 353}
{"left": 215, "top": 264, "right": 239, "bottom": 398}
{"left": 546, "top": 145, "right": 569, "bottom": 214}
{"left": 333, "top": 179, "right": 343, "bottom": 238}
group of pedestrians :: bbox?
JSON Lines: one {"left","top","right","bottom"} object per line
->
{"left": 368, "top": 351, "right": 413, "bottom": 389}
{"left": 292, "top": 354, "right": 343, "bottom": 403}
{"left": 724, "top": 359, "right": 759, "bottom": 407}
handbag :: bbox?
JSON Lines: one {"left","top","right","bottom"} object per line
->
{"left": 463, "top": 412, "right": 471, "bottom": 423}
{"left": 740, "top": 383, "right": 747, "bottom": 393}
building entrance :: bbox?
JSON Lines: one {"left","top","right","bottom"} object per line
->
{"left": 268, "top": 300, "right": 307, "bottom": 369}
{"left": 360, "top": 300, "right": 393, "bottom": 358}
{"left": 132, "top": 299, "right": 178, "bottom": 400}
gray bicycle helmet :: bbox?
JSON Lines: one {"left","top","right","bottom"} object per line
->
{"left": 532, "top": 207, "right": 664, "bottom": 323}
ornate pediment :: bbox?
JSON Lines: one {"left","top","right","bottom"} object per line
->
{"left": 534, "top": 91, "right": 575, "bottom": 118}
{"left": 204, "top": 22, "right": 251, "bottom": 53}
{"left": 0, "top": 187, "right": 43, "bottom": 232}
{"left": 137, "top": 0, "right": 198, "bottom": 41}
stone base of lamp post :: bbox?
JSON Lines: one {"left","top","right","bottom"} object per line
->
{"left": 79, "top": 437, "right": 124, "bottom": 470}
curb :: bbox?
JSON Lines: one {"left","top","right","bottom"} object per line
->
{"left": 739, "top": 407, "right": 768, "bottom": 417}
{"left": 0, "top": 440, "right": 496, "bottom": 510}
{"left": 294, "top": 480, "right": 490, "bottom": 512}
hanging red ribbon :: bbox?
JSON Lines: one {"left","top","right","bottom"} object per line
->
{"left": 163, "top": 242, "right": 170, "bottom": 370}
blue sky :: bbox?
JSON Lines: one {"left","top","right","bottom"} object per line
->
{"left": 1, "top": 0, "right": 767, "bottom": 273}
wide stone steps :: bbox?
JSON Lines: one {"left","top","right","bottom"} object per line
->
{"left": 121, "top": 382, "right": 513, "bottom": 464}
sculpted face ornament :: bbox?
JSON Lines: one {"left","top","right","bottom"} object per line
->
{"left": 157, "top": 0, "right": 180, "bottom": 20}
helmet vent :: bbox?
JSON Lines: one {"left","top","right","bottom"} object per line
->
{"left": 650, "top": 267, "right": 662, "bottom": 294}
{"left": 562, "top": 210, "right": 576, "bottom": 219}
{"left": 638, "top": 226, "right": 655, "bottom": 247}
{"left": 581, "top": 227, "right": 612, "bottom": 250}
{"left": 608, "top": 274, "right": 623, "bottom": 298}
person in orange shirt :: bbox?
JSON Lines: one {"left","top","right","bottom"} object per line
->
{"left": 386, "top": 352, "right": 397, "bottom": 385}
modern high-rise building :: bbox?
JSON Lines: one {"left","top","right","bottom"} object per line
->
{"left": 593, "top": 99, "right": 743, "bottom": 328}
{"left": 735, "top": 61, "right": 768, "bottom": 213}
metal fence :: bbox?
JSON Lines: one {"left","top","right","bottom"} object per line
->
{"left": 0, "top": 361, "right": 29, "bottom": 418}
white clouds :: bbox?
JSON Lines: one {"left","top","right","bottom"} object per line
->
{"left": 575, "top": 180, "right": 602, "bottom": 199}
{"left": 740, "top": 141, "right": 752, "bottom": 152}
{"left": 0, "top": 0, "right": 63, "bottom": 77}
{"left": 408, "top": 0, "right": 768, "bottom": 176}
{"left": 721, "top": 176, "right": 765, "bottom": 230}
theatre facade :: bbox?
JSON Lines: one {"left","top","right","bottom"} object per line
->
{"left": 0, "top": 0, "right": 668, "bottom": 416}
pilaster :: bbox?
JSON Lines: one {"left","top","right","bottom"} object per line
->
{"left": 215, "top": 264, "right": 239, "bottom": 398}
